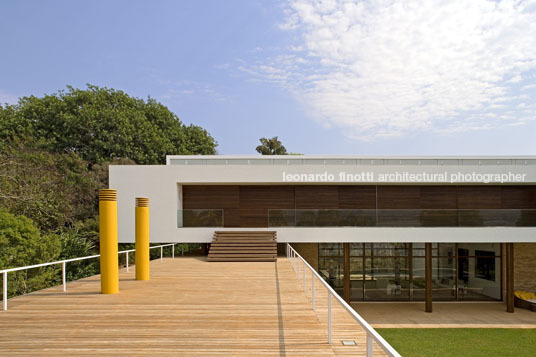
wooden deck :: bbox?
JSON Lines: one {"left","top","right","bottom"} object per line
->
{"left": 0, "top": 257, "right": 388, "bottom": 356}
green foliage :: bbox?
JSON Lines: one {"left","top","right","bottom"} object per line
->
{"left": 0, "top": 85, "right": 219, "bottom": 300}
{"left": 256, "top": 136, "right": 288, "bottom": 155}
{"left": 0, "top": 210, "right": 61, "bottom": 298}
{"left": 0, "top": 84, "right": 217, "bottom": 165}
{"left": 377, "top": 328, "right": 536, "bottom": 357}
{"left": 58, "top": 227, "right": 99, "bottom": 281}
{"left": 0, "top": 145, "right": 98, "bottom": 231}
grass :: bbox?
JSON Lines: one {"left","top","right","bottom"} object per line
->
{"left": 377, "top": 328, "right": 536, "bottom": 357}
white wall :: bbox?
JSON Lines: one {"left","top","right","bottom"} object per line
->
{"left": 109, "top": 161, "right": 536, "bottom": 244}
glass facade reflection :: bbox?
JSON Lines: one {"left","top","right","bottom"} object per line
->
{"left": 318, "top": 244, "right": 344, "bottom": 296}
{"left": 319, "top": 243, "right": 502, "bottom": 302}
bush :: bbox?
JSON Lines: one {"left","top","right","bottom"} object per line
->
{"left": 0, "top": 210, "right": 61, "bottom": 298}
{"left": 58, "top": 227, "right": 99, "bottom": 281}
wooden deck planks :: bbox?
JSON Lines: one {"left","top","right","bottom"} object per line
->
{"left": 0, "top": 257, "right": 387, "bottom": 356}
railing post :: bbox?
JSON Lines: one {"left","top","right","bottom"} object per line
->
{"left": 126, "top": 252, "right": 129, "bottom": 272}
{"left": 367, "top": 333, "right": 374, "bottom": 357}
{"left": 161, "top": 246, "right": 163, "bottom": 262}
{"left": 172, "top": 244, "right": 175, "bottom": 259}
{"left": 328, "top": 291, "right": 332, "bottom": 344}
{"left": 312, "top": 272, "right": 315, "bottom": 310}
{"left": 303, "top": 262, "right": 306, "bottom": 291}
{"left": 62, "top": 262, "right": 66, "bottom": 292}
{"left": 3, "top": 271, "right": 7, "bottom": 311}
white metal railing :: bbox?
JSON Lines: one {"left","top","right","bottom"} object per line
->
{"left": 1, "top": 243, "right": 178, "bottom": 311}
{"left": 286, "top": 243, "right": 400, "bottom": 357}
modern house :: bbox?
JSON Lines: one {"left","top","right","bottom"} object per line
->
{"left": 110, "top": 155, "right": 536, "bottom": 310}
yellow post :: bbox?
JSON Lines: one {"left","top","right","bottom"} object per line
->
{"left": 99, "top": 189, "right": 119, "bottom": 294}
{"left": 135, "top": 197, "right": 150, "bottom": 280}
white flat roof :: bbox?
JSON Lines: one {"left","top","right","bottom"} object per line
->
{"left": 166, "top": 155, "right": 536, "bottom": 166}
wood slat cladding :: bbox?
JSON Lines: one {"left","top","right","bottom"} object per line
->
{"left": 182, "top": 184, "right": 536, "bottom": 227}
{"left": 182, "top": 185, "right": 239, "bottom": 209}
{"left": 239, "top": 186, "right": 295, "bottom": 227}
{"left": 458, "top": 186, "right": 502, "bottom": 209}
{"left": 338, "top": 186, "right": 377, "bottom": 209}
{"left": 420, "top": 186, "right": 458, "bottom": 209}
{"left": 501, "top": 186, "right": 536, "bottom": 209}
{"left": 377, "top": 186, "right": 421, "bottom": 209}
{"left": 223, "top": 209, "right": 241, "bottom": 228}
{"left": 295, "top": 186, "right": 339, "bottom": 209}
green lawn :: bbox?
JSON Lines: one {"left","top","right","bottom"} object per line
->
{"left": 377, "top": 328, "right": 536, "bottom": 357}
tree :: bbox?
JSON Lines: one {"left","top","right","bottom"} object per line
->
{"left": 0, "top": 210, "right": 61, "bottom": 299}
{"left": 0, "top": 84, "right": 217, "bottom": 165}
{"left": 0, "top": 144, "right": 98, "bottom": 232}
{"left": 255, "top": 136, "right": 288, "bottom": 155}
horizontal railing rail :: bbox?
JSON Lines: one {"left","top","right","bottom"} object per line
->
{"left": 1, "top": 243, "right": 178, "bottom": 311}
{"left": 287, "top": 243, "right": 400, "bottom": 357}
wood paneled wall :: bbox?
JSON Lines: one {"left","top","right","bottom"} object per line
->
{"left": 182, "top": 185, "right": 536, "bottom": 227}
{"left": 239, "top": 186, "right": 295, "bottom": 227}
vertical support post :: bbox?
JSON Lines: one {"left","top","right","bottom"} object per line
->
{"left": 328, "top": 291, "right": 332, "bottom": 345}
{"left": 160, "top": 246, "right": 163, "bottom": 262}
{"left": 126, "top": 252, "right": 129, "bottom": 272}
{"left": 343, "top": 242, "right": 350, "bottom": 303}
{"left": 506, "top": 243, "right": 514, "bottom": 313}
{"left": 99, "top": 189, "right": 119, "bottom": 294}
{"left": 62, "top": 261, "right": 66, "bottom": 292}
{"left": 3, "top": 271, "right": 7, "bottom": 310}
{"left": 303, "top": 261, "right": 306, "bottom": 291}
{"left": 425, "top": 242, "right": 432, "bottom": 313}
{"left": 172, "top": 244, "right": 175, "bottom": 259}
{"left": 135, "top": 197, "right": 150, "bottom": 281}
{"left": 367, "top": 333, "right": 374, "bottom": 357}
{"left": 312, "top": 272, "right": 315, "bottom": 310}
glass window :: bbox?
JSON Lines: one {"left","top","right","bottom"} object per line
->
{"left": 319, "top": 243, "right": 342, "bottom": 257}
{"left": 459, "top": 257, "right": 501, "bottom": 301}
{"left": 319, "top": 243, "right": 344, "bottom": 296}
{"left": 318, "top": 257, "right": 344, "bottom": 295}
{"left": 320, "top": 242, "right": 502, "bottom": 302}
{"left": 350, "top": 243, "right": 363, "bottom": 256}
{"left": 350, "top": 257, "right": 364, "bottom": 301}
{"left": 412, "top": 257, "right": 457, "bottom": 301}
{"left": 366, "top": 243, "right": 408, "bottom": 256}
{"left": 364, "top": 257, "right": 409, "bottom": 301}
{"left": 457, "top": 243, "right": 500, "bottom": 257}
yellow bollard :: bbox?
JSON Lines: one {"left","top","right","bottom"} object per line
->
{"left": 99, "top": 189, "right": 119, "bottom": 294}
{"left": 135, "top": 197, "right": 150, "bottom": 280}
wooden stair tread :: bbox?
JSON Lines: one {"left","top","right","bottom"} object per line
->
{"left": 208, "top": 231, "right": 277, "bottom": 262}
{"left": 207, "top": 257, "right": 277, "bottom": 262}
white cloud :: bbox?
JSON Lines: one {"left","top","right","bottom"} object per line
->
{"left": 247, "top": 0, "right": 536, "bottom": 139}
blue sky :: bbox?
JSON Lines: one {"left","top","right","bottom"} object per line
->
{"left": 1, "top": 0, "right": 536, "bottom": 155}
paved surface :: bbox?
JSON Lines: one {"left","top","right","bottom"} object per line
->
{"left": 352, "top": 301, "right": 536, "bottom": 328}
